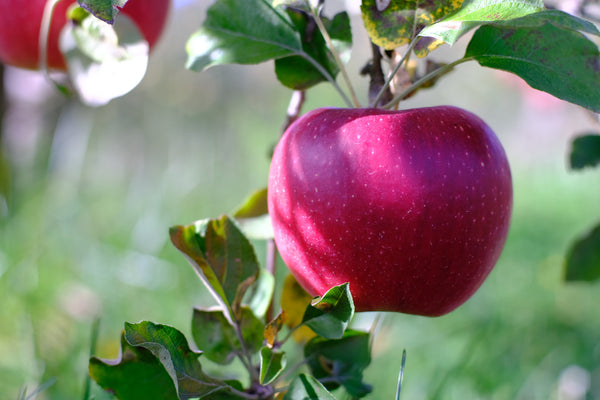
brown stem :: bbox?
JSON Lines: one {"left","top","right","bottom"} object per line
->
{"left": 282, "top": 90, "right": 306, "bottom": 132}
{"left": 369, "top": 42, "right": 392, "bottom": 107}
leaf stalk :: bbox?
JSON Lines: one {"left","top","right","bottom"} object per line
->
{"left": 382, "top": 57, "right": 473, "bottom": 109}
{"left": 309, "top": 3, "right": 361, "bottom": 107}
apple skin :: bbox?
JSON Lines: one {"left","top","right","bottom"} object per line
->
{"left": 268, "top": 106, "right": 513, "bottom": 316}
{"left": 0, "top": 0, "right": 171, "bottom": 71}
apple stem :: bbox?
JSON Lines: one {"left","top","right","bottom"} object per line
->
{"left": 382, "top": 57, "right": 474, "bottom": 109}
{"left": 309, "top": 3, "right": 362, "bottom": 108}
{"left": 282, "top": 90, "right": 306, "bottom": 132}
{"left": 371, "top": 37, "right": 419, "bottom": 108}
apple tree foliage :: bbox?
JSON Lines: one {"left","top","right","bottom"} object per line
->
{"left": 85, "top": 0, "right": 600, "bottom": 399}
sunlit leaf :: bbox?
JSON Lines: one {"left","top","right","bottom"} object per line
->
{"left": 565, "top": 223, "right": 600, "bottom": 282}
{"left": 465, "top": 17, "right": 600, "bottom": 112}
{"left": 304, "top": 330, "right": 372, "bottom": 398}
{"left": 419, "top": 0, "right": 544, "bottom": 47}
{"left": 260, "top": 347, "right": 287, "bottom": 384}
{"left": 302, "top": 283, "right": 354, "bottom": 340}
{"left": 186, "top": 0, "right": 302, "bottom": 71}
{"left": 360, "top": 0, "right": 465, "bottom": 50}
{"left": 192, "top": 307, "right": 264, "bottom": 365}
{"left": 169, "top": 215, "right": 260, "bottom": 322}
{"left": 284, "top": 373, "right": 337, "bottom": 400}
{"left": 570, "top": 134, "right": 600, "bottom": 170}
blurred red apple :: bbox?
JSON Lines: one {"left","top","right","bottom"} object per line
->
{"left": 268, "top": 106, "right": 513, "bottom": 316}
{"left": 0, "top": 0, "right": 170, "bottom": 71}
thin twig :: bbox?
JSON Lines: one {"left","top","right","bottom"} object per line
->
{"left": 368, "top": 43, "right": 392, "bottom": 107}
{"left": 382, "top": 57, "right": 472, "bottom": 109}
{"left": 309, "top": 4, "right": 361, "bottom": 107}
{"left": 371, "top": 37, "right": 419, "bottom": 108}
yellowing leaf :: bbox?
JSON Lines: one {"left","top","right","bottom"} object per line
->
{"left": 280, "top": 274, "right": 316, "bottom": 343}
{"left": 361, "top": 0, "right": 464, "bottom": 50}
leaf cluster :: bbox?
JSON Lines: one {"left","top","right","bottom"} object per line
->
{"left": 90, "top": 216, "right": 374, "bottom": 399}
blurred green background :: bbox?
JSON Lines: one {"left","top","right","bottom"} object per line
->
{"left": 1, "top": 1, "right": 599, "bottom": 399}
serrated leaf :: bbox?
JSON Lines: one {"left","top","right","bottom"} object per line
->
{"left": 186, "top": 0, "right": 302, "bottom": 71}
{"left": 304, "top": 330, "right": 372, "bottom": 398}
{"left": 260, "top": 347, "right": 287, "bottom": 384}
{"left": 570, "top": 134, "right": 600, "bottom": 170}
{"left": 419, "top": 0, "right": 544, "bottom": 46}
{"left": 565, "top": 223, "right": 600, "bottom": 282}
{"left": 360, "top": 0, "right": 465, "bottom": 50}
{"left": 78, "top": 0, "right": 128, "bottom": 23}
{"left": 275, "top": 9, "right": 352, "bottom": 90}
{"left": 170, "top": 215, "right": 260, "bottom": 322}
{"left": 284, "top": 373, "right": 337, "bottom": 400}
{"left": 465, "top": 19, "right": 600, "bottom": 112}
{"left": 60, "top": 11, "right": 149, "bottom": 106}
{"left": 302, "top": 283, "right": 354, "bottom": 340}
{"left": 192, "top": 306, "right": 264, "bottom": 365}
{"left": 124, "top": 322, "right": 238, "bottom": 399}
{"left": 89, "top": 332, "right": 179, "bottom": 400}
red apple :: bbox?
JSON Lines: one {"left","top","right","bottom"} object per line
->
{"left": 0, "top": 0, "right": 171, "bottom": 71}
{"left": 268, "top": 106, "right": 513, "bottom": 316}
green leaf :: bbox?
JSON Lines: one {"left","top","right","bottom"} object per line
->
{"left": 360, "top": 0, "right": 465, "bottom": 50}
{"left": 302, "top": 283, "right": 354, "bottom": 339}
{"left": 259, "top": 346, "right": 287, "bottom": 385}
{"left": 304, "top": 330, "right": 373, "bottom": 398}
{"left": 465, "top": 18, "right": 600, "bottom": 113}
{"left": 419, "top": 0, "right": 544, "bottom": 46}
{"left": 191, "top": 307, "right": 264, "bottom": 365}
{"left": 284, "top": 373, "right": 337, "bottom": 400}
{"left": 565, "top": 223, "right": 600, "bottom": 282}
{"left": 89, "top": 332, "right": 179, "bottom": 400}
{"left": 170, "top": 215, "right": 260, "bottom": 322}
{"left": 570, "top": 134, "right": 600, "bottom": 170}
{"left": 233, "top": 188, "right": 269, "bottom": 219}
{"left": 124, "top": 321, "right": 239, "bottom": 399}
{"left": 233, "top": 188, "right": 274, "bottom": 240}
{"left": 78, "top": 0, "right": 128, "bottom": 23}
{"left": 186, "top": 0, "right": 302, "bottom": 71}
{"left": 275, "top": 9, "right": 352, "bottom": 90}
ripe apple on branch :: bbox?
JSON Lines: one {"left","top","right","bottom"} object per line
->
{"left": 268, "top": 106, "right": 513, "bottom": 316}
